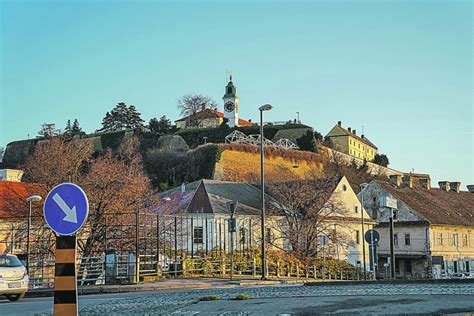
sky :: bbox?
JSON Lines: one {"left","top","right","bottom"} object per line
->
{"left": 1, "top": 0, "right": 472, "bottom": 188}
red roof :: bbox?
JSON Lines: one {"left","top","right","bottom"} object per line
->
{"left": 176, "top": 108, "right": 254, "bottom": 127}
{"left": 0, "top": 181, "right": 46, "bottom": 219}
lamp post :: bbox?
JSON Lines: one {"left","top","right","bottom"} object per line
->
{"left": 26, "top": 195, "right": 42, "bottom": 275}
{"left": 259, "top": 103, "right": 272, "bottom": 280}
{"left": 226, "top": 201, "right": 237, "bottom": 280}
{"left": 360, "top": 183, "right": 368, "bottom": 280}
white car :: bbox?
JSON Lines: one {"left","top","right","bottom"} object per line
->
{"left": 0, "top": 255, "right": 29, "bottom": 301}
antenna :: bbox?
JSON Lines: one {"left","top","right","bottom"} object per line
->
{"left": 362, "top": 125, "right": 365, "bottom": 135}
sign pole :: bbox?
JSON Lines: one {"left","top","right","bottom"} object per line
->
{"left": 389, "top": 208, "right": 396, "bottom": 278}
{"left": 44, "top": 182, "right": 89, "bottom": 316}
{"left": 54, "top": 235, "right": 78, "bottom": 316}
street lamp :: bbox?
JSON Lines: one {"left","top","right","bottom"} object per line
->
{"left": 26, "top": 195, "right": 42, "bottom": 275}
{"left": 359, "top": 183, "right": 368, "bottom": 280}
{"left": 259, "top": 103, "right": 272, "bottom": 280}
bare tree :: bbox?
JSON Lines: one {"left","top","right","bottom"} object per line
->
{"left": 266, "top": 177, "right": 353, "bottom": 263}
{"left": 177, "top": 94, "right": 218, "bottom": 128}
{"left": 21, "top": 137, "right": 157, "bottom": 262}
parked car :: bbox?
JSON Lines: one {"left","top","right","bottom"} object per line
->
{"left": 0, "top": 255, "right": 29, "bottom": 301}
{"left": 449, "top": 273, "right": 465, "bottom": 280}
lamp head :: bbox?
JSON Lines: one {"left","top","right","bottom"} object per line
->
{"left": 26, "top": 195, "right": 42, "bottom": 202}
{"left": 259, "top": 104, "right": 273, "bottom": 112}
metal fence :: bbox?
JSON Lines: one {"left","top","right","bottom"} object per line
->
{"left": 0, "top": 210, "right": 365, "bottom": 288}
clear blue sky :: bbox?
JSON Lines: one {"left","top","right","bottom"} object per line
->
{"left": 1, "top": 0, "right": 472, "bottom": 187}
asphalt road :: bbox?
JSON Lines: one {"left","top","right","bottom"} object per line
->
{"left": 1, "top": 283, "right": 474, "bottom": 315}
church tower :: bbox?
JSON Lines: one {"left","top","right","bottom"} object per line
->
{"left": 222, "top": 75, "right": 239, "bottom": 128}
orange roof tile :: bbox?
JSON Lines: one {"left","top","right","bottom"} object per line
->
{"left": 0, "top": 181, "right": 46, "bottom": 219}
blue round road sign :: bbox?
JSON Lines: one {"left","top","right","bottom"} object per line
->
{"left": 43, "top": 183, "right": 89, "bottom": 236}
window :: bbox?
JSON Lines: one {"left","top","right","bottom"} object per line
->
{"left": 355, "top": 230, "right": 360, "bottom": 244}
{"left": 355, "top": 206, "right": 358, "bottom": 214}
{"left": 358, "top": 143, "right": 360, "bottom": 148}
{"left": 452, "top": 233, "right": 458, "bottom": 246}
{"left": 239, "top": 227, "right": 246, "bottom": 245}
{"left": 404, "top": 233, "right": 411, "bottom": 246}
{"left": 437, "top": 233, "right": 443, "bottom": 246}
{"left": 462, "top": 234, "right": 468, "bottom": 247}
{"left": 193, "top": 227, "right": 203, "bottom": 244}
{"left": 394, "top": 233, "right": 398, "bottom": 246}
{"left": 342, "top": 184, "right": 347, "bottom": 191}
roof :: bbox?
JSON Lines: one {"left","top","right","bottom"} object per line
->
{"left": 327, "top": 125, "right": 378, "bottom": 150}
{"left": 175, "top": 109, "right": 253, "bottom": 127}
{"left": 376, "top": 180, "right": 474, "bottom": 226}
{"left": 0, "top": 181, "right": 46, "bottom": 219}
{"left": 155, "top": 179, "right": 279, "bottom": 216}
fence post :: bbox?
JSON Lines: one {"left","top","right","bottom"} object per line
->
{"left": 276, "top": 260, "right": 280, "bottom": 278}
{"left": 174, "top": 216, "right": 178, "bottom": 278}
{"left": 313, "top": 265, "right": 317, "bottom": 279}
{"left": 252, "top": 256, "right": 256, "bottom": 277}
{"left": 135, "top": 207, "right": 140, "bottom": 284}
{"left": 156, "top": 214, "right": 160, "bottom": 278}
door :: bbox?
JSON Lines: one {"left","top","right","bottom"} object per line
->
{"left": 405, "top": 259, "right": 412, "bottom": 275}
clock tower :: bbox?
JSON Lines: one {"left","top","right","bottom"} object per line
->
{"left": 222, "top": 75, "right": 239, "bottom": 127}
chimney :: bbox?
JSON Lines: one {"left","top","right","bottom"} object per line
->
{"left": 419, "top": 178, "right": 431, "bottom": 190}
{"left": 390, "top": 175, "right": 402, "bottom": 187}
{"left": 438, "top": 181, "right": 450, "bottom": 192}
{"left": 361, "top": 134, "right": 365, "bottom": 139}
{"left": 467, "top": 185, "right": 474, "bottom": 193}
{"left": 348, "top": 127, "right": 352, "bottom": 133}
{"left": 353, "top": 130, "right": 356, "bottom": 135}
{"left": 337, "top": 121, "right": 342, "bottom": 127}
{"left": 402, "top": 175, "right": 413, "bottom": 188}
{"left": 248, "top": 119, "right": 252, "bottom": 123}
{"left": 449, "top": 182, "right": 461, "bottom": 193}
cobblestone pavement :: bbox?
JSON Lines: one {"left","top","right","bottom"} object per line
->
{"left": 2, "top": 282, "right": 474, "bottom": 315}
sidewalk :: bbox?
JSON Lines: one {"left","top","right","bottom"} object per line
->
{"left": 27, "top": 277, "right": 311, "bottom": 298}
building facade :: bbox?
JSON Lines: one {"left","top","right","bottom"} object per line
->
{"left": 325, "top": 121, "right": 378, "bottom": 161}
{"left": 359, "top": 176, "right": 474, "bottom": 279}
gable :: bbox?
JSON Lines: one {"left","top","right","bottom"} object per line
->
{"left": 186, "top": 181, "right": 214, "bottom": 213}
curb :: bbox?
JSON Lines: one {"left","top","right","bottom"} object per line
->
{"left": 304, "top": 279, "right": 474, "bottom": 286}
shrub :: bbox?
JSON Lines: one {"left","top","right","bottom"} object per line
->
{"left": 200, "top": 296, "right": 219, "bottom": 301}
{"left": 234, "top": 294, "right": 252, "bottom": 300}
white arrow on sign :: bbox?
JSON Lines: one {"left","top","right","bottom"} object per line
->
{"left": 52, "top": 193, "right": 78, "bottom": 223}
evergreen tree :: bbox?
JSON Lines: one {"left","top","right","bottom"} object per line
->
{"left": 99, "top": 102, "right": 144, "bottom": 132}
{"left": 38, "top": 123, "right": 60, "bottom": 138}
{"left": 374, "top": 154, "right": 389, "bottom": 167}
{"left": 64, "top": 120, "right": 72, "bottom": 135}
{"left": 149, "top": 115, "right": 172, "bottom": 133}
{"left": 71, "top": 119, "right": 82, "bottom": 134}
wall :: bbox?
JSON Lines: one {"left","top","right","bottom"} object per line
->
{"left": 214, "top": 149, "right": 324, "bottom": 183}
{"left": 430, "top": 224, "right": 474, "bottom": 277}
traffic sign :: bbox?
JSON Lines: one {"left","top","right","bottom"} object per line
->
{"left": 43, "top": 183, "right": 89, "bottom": 236}
{"left": 365, "top": 229, "right": 380, "bottom": 244}
{"left": 380, "top": 196, "right": 397, "bottom": 209}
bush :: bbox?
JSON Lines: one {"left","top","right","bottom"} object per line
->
{"left": 200, "top": 296, "right": 219, "bottom": 301}
{"left": 234, "top": 294, "right": 252, "bottom": 300}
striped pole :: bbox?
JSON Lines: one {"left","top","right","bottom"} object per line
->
{"left": 54, "top": 235, "right": 78, "bottom": 316}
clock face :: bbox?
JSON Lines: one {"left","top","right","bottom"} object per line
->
{"left": 224, "top": 101, "right": 235, "bottom": 112}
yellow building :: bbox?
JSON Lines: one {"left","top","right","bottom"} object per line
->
{"left": 325, "top": 121, "right": 378, "bottom": 161}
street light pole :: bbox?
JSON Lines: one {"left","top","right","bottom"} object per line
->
{"left": 26, "top": 195, "right": 42, "bottom": 275}
{"left": 259, "top": 104, "right": 272, "bottom": 280}
{"left": 360, "top": 183, "right": 368, "bottom": 280}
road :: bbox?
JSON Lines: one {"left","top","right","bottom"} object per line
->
{"left": 1, "top": 282, "right": 474, "bottom": 315}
